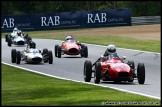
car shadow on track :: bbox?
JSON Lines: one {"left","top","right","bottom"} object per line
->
{"left": 62, "top": 56, "right": 83, "bottom": 58}
{"left": 101, "top": 81, "right": 137, "bottom": 85}
{"left": 25, "top": 63, "right": 46, "bottom": 65}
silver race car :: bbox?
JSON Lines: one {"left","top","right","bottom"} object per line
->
{"left": 5, "top": 27, "right": 31, "bottom": 47}
{"left": 11, "top": 41, "right": 53, "bottom": 64}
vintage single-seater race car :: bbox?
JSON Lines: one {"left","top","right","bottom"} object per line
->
{"left": 55, "top": 38, "right": 88, "bottom": 58}
{"left": 11, "top": 42, "right": 53, "bottom": 64}
{"left": 83, "top": 53, "right": 145, "bottom": 84}
{"left": 5, "top": 27, "right": 31, "bottom": 47}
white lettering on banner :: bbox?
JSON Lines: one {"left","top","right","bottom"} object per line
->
{"left": 87, "top": 13, "right": 125, "bottom": 24}
{"left": 41, "top": 16, "right": 60, "bottom": 26}
{"left": 101, "top": 13, "right": 107, "bottom": 22}
{"left": 87, "top": 13, "right": 107, "bottom": 23}
{"left": 87, "top": 14, "right": 93, "bottom": 23}
{"left": 55, "top": 16, "right": 60, "bottom": 25}
{"left": 1, "top": 18, "right": 14, "bottom": 28}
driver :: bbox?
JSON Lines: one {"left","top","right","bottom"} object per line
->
{"left": 13, "top": 27, "right": 18, "bottom": 32}
{"left": 99, "top": 44, "right": 117, "bottom": 61}
{"left": 64, "top": 35, "right": 75, "bottom": 41}
{"left": 104, "top": 44, "right": 116, "bottom": 57}
{"left": 64, "top": 35, "right": 81, "bottom": 45}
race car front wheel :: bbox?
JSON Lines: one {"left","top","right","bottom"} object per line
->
{"left": 57, "top": 46, "right": 62, "bottom": 58}
{"left": 84, "top": 60, "right": 92, "bottom": 82}
{"left": 137, "top": 63, "right": 145, "bottom": 84}
{"left": 84, "top": 46, "right": 88, "bottom": 58}
{"left": 8, "top": 38, "right": 12, "bottom": 47}
{"left": 48, "top": 50, "right": 53, "bottom": 64}
{"left": 94, "top": 62, "right": 101, "bottom": 84}
{"left": 16, "top": 51, "right": 21, "bottom": 64}
{"left": 5, "top": 34, "right": 8, "bottom": 42}
{"left": 55, "top": 45, "right": 58, "bottom": 57}
{"left": 11, "top": 49, "right": 16, "bottom": 63}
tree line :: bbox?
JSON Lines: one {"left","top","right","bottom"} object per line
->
{"left": 1, "top": 1, "right": 161, "bottom": 16}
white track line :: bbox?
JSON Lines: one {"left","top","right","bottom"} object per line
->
{"left": 2, "top": 62, "right": 160, "bottom": 100}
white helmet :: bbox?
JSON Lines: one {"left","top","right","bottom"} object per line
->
{"left": 65, "top": 35, "right": 74, "bottom": 41}
{"left": 107, "top": 44, "right": 116, "bottom": 54}
{"left": 13, "top": 27, "right": 18, "bottom": 31}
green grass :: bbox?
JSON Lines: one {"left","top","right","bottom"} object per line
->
{"left": 2, "top": 28, "right": 160, "bottom": 52}
{"left": 2, "top": 64, "right": 160, "bottom": 106}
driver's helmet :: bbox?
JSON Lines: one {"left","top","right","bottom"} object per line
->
{"left": 13, "top": 27, "right": 18, "bottom": 32}
{"left": 65, "top": 35, "right": 74, "bottom": 41}
{"left": 107, "top": 44, "right": 116, "bottom": 54}
{"left": 29, "top": 41, "right": 36, "bottom": 49}
{"left": 17, "top": 30, "right": 22, "bottom": 36}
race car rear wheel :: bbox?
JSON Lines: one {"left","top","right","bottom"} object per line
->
{"left": 16, "top": 51, "right": 21, "bottom": 64}
{"left": 127, "top": 61, "right": 135, "bottom": 69}
{"left": 127, "top": 61, "right": 135, "bottom": 78}
{"left": 57, "top": 46, "right": 62, "bottom": 58}
{"left": 55, "top": 45, "right": 59, "bottom": 57}
{"left": 11, "top": 49, "right": 16, "bottom": 63}
{"left": 48, "top": 50, "right": 53, "bottom": 64}
{"left": 84, "top": 60, "right": 92, "bottom": 82}
{"left": 84, "top": 46, "right": 88, "bottom": 58}
{"left": 8, "top": 38, "right": 12, "bottom": 47}
{"left": 94, "top": 62, "right": 101, "bottom": 84}
{"left": 137, "top": 63, "right": 145, "bottom": 84}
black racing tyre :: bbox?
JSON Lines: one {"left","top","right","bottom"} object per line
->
{"left": 5, "top": 34, "right": 8, "bottom": 42}
{"left": 16, "top": 51, "right": 21, "bottom": 64}
{"left": 80, "top": 44, "right": 85, "bottom": 49}
{"left": 48, "top": 50, "right": 53, "bottom": 64}
{"left": 80, "top": 45, "right": 84, "bottom": 57}
{"left": 83, "top": 60, "right": 92, "bottom": 82}
{"left": 55, "top": 45, "right": 59, "bottom": 57}
{"left": 8, "top": 38, "right": 12, "bottom": 47}
{"left": 11, "top": 49, "right": 16, "bottom": 63}
{"left": 43, "top": 48, "right": 48, "bottom": 55}
{"left": 137, "top": 63, "right": 145, "bottom": 84}
{"left": 43, "top": 48, "right": 48, "bottom": 63}
{"left": 94, "top": 62, "right": 101, "bottom": 84}
{"left": 84, "top": 46, "right": 88, "bottom": 58}
{"left": 57, "top": 46, "right": 62, "bottom": 58}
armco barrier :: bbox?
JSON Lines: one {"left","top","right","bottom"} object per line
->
{"left": 131, "top": 16, "right": 161, "bottom": 25}
{"left": 1, "top": 8, "right": 131, "bottom": 32}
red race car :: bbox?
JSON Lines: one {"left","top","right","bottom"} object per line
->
{"left": 83, "top": 53, "right": 145, "bottom": 84}
{"left": 55, "top": 39, "right": 88, "bottom": 58}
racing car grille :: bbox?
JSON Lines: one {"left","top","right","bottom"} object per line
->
{"left": 69, "top": 48, "right": 78, "bottom": 54}
{"left": 32, "top": 57, "right": 42, "bottom": 62}
{"left": 118, "top": 72, "right": 129, "bottom": 78}
{"left": 17, "top": 41, "right": 25, "bottom": 45}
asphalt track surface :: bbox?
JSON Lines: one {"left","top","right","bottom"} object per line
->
{"left": 2, "top": 38, "right": 161, "bottom": 99}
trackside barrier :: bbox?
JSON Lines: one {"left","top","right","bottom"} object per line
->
{"left": 1, "top": 8, "right": 131, "bottom": 32}
{"left": 131, "top": 16, "right": 161, "bottom": 25}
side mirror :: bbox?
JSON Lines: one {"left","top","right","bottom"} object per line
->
{"left": 121, "top": 56, "right": 126, "bottom": 60}
{"left": 100, "top": 55, "right": 104, "bottom": 58}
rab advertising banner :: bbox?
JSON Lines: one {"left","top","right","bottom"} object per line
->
{"left": 82, "top": 8, "right": 131, "bottom": 28}
{"left": 1, "top": 8, "right": 131, "bottom": 32}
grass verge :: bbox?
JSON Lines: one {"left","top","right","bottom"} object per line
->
{"left": 2, "top": 64, "right": 160, "bottom": 106}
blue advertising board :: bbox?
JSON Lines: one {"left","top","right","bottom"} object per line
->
{"left": 1, "top": 8, "right": 131, "bottom": 32}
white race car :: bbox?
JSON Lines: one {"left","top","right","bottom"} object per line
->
{"left": 5, "top": 27, "right": 31, "bottom": 47}
{"left": 11, "top": 42, "right": 53, "bottom": 64}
